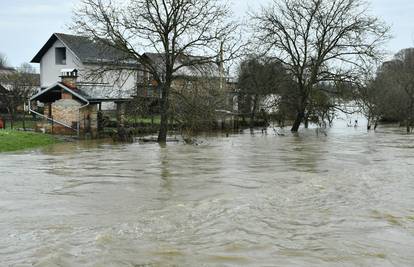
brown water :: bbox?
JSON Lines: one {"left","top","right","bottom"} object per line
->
{"left": 1, "top": 124, "right": 414, "bottom": 266}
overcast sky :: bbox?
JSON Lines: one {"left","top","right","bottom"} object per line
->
{"left": 0, "top": 0, "right": 413, "bottom": 68}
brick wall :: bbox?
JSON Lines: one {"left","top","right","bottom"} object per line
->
{"left": 52, "top": 99, "right": 81, "bottom": 127}
{"left": 36, "top": 99, "right": 100, "bottom": 136}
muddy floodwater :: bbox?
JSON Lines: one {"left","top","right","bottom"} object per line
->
{"left": 1, "top": 123, "right": 414, "bottom": 266}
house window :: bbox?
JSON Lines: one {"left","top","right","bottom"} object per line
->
{"left": 55, "top": 47, "right": 66, "bottom": 65}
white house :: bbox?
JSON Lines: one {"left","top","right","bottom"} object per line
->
{"left": 31, "top": 33, "right": 138, "bottom": 100}
{"left": 29, "top": 33, "right": 140, "bottom": 135}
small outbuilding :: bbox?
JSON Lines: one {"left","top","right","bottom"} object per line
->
{"left": 29, "top": 69, "right": 128, "bottom": 137}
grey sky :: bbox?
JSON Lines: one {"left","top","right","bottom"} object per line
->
{"left": 0, "top": 0, "right": 413, "bottom": 67}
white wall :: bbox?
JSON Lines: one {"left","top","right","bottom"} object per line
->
{"left": 81, "top": 65, "right": 138, "bottom": 97}
{"left": 39, "top": 40, "right": 83, "bottom": 88}
{"left": 39, "top": 39, "right": 138, "bottom": 103}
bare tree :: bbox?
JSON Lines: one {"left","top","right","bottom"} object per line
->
{"left": 252, "top": 0, "right": 390, "bottom": 132}
{"left": 72, "top": 0, "right": 241, "bottom": 142}
{"left": 238, "top": 56, "right": 291, "bottom": 129}
{"left": 0, "top": 63, "right": 39, "bottom": 129}
{"left": 352, "top": 61, "right": 381, "bottom": 131}
{"left": 170, "top": 75, "right": 228, "bottom": 141}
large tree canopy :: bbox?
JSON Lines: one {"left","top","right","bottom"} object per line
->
{"left": 368, "top": 48, "right": 414, "bottom": 132}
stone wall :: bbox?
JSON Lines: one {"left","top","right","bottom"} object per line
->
{"left": 40, "top": 99, "right": 100, "bottom": 137}
{"left": 52, "top": 99, "right": 81, "bottom": 127}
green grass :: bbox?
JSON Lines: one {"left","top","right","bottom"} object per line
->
{"left": 0, "top": 130, "right": 58, "bottom": 153}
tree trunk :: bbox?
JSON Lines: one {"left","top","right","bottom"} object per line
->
{"left": 249, "top": 95, "right": 259, "bottom": 129}
{"left": 7, "top": 108, "right": 14, "bottom": 130}
{"left": 367, "top": 115, "right": 371, "bottom": 131}
{"left": 291, "top": 96, "right": 307, "bottom": 132}
{"left": 407, "top": 104, "right": 413, "bottom": 133}
{"left": 304, "top": 115, "right": 309, "bottom": 129}
{"left": 158, "top": 83, "right": 170, "bottom": 143}
{"left": 22, "top": 113, "right": 26, "bottom": 131}
{"left": 158, "top": 112, "right": 168, "bottom": 142}
{"left": 291, "top": 110, "right": 305, "bottom": 132}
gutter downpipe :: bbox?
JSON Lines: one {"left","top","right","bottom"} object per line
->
{"left": 77, "top": 99, "right": 90, "bottom": 137}
{"left": 28, "top": 100, "right": 77, "bottom": 131}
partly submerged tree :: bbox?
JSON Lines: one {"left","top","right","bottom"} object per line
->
{"left": 237, "top": 56, "right": 292, "bottom": 129}
{"left": 170, "top": 75, "right": 228, "bottom": 140}
{"left": 72, "top": 0, "right": 241, "bottom": 142}
{"left": 352, "top": 61, "right": 382, "bottom": 131}
{"left": 252, "top": 0, "right": 390, "bottom": 132}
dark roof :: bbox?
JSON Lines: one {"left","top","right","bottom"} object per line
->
{"left": 30, "top": 83, "right": 89, "bottom": 103}
{"left": 142, "top": 53, "right": 221, "bottom": 78}
{"left": 31, "top": 33, "right": 134, "bottom": 64}
{"left": 30, "top": 82, "right": 132, "bottom": 103}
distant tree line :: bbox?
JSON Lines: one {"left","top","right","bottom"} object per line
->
{"left": 238, "top": 46, "right": 414, "bottom": 134}
{"left": 354, "top": 48, "right": 414, "bottom": 132}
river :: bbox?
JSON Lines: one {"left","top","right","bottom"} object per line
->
{"left": 1, "top": 120, "right": 414, "bottom": 266}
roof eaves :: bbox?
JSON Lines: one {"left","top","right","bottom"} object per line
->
{"left": 31, "top": 33, "right": 83, "bottom": 64}
{"left": 30, "top": 82, "right": 89, "bottom": 103}
{"left": 30, "top": 82, "right": 59, "bottom": 100}
{"left": 31, "top": 34, "right": 58, "bottom": 63}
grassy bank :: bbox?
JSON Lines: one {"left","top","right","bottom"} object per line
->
{"left": 0, "top": 130, "right": 58, "bottom": 153}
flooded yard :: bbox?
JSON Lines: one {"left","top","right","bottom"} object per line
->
{"left": 1, "top": 123, "right": 414, "bottom": 266}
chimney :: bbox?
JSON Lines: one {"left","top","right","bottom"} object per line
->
{"left": 60, "top": 69, "right": 78, "bottom": 89}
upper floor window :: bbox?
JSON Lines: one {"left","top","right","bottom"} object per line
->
{"left": 55, "top": 47, "right": 66, "bottom": 65}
